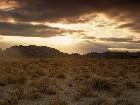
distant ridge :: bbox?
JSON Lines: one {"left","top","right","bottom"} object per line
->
{"left": 2, "top": 45, "right": 67, "bottom": 57}
{"left": 84, "top": 51, "right": 140, "bottom": 59}
{"left": 0, "top": 45, "right": 140, "bottom": 58}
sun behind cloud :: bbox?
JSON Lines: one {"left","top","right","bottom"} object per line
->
{"left": 0, "top": 0, "right": 140, "bottom": 53}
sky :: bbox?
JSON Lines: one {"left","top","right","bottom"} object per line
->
{"left": 0, "top": 0, "right": 140, "bottom": 54}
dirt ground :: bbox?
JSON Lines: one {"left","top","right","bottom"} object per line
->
{"left": 0, "top": 57, "right": 139, "bottom": 105}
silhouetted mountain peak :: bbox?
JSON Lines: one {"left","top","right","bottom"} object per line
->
{"left": 3, "top": 45, "right": 67, "bottom": 57}
{"left": 1, "top": 45, "right": 140, "bottom": 58}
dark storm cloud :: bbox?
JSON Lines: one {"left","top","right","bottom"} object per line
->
{"left": 81, "top": 35, "right": 140, "bottom": 44}
{"left": 0, "top": 0, "right": 139, "bottom": 22}
{"left": 81, "top": 36, "right": 96, "bottom": 40}
{"left": 118, "top": 23, "right": 140, "bottom": 33}
{"left": 0, "top": 22, "right": 79, "bottom": 37}
{"left": 99, "top": 37, "right": 133, "bottom": 43}
{"left": 0, "top": 0, "right": 140, "bottom": 36}
{"left": 109, "top": 42, "right": 140, "bottom": 50}
{"left": 99, "top": 37, "right": 140, "bottom": 44}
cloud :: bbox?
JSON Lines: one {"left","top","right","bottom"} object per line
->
{"left": 103, "top": 41, "right": 140, "bottom": 50}
{"left": 0, "top": 0, "right": 17, "bottom": 10}
{"left": 75, "top": 41, "right": 109, "bottom": 53}
{"left": 0, "top": 22, "right": 80, "bottom": 37}
{"left": 0, "top": 0, "right": 139, "bottom": 54}
{"left": 0, "top": 0, "right": 139, "bottom": 36}
{"left": 81, "top": 35, "right": 140, "bottom": 44}
{"left": 99, "top": 37, "right": 132, "bottom": 43}
{"left": 0, "top": 0, "right": 138, "bottom": 22}
{"left": 99, "top": 37, "right": 140, "bottom": 44}
{"left": 0, "top": 37, "right": 3, "bottom": 40}
{"left": 117, "top": 23, "right": 140, "bottom": 33}
{"left": 0, "top": 41, "right": 11, "bottom": 49}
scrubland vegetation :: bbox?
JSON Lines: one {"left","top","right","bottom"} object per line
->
{"left": 0, "top": 57, "right": 139, "bottom": 105}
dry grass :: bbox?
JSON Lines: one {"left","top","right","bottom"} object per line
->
{"left": 0, "top": 57, "right": 139, "bottom": 105}
{"left": 49, "top": 97, "right": 68, "bottom": 105}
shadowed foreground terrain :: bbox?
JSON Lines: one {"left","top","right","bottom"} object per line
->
{"left": 0, "top": 57, "right": 139, "bottom": 105}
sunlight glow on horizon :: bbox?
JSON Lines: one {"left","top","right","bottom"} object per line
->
{"left": 109, "top": 48, "right": 140, "bottom": 52}
{"left": 0, "top": 14, "right": 139, "bottom": 53}
{"left": 43, "top": 14, "right": 133, "bottom": 38}
{"left": 0, "top": 35, "right": 85, "bottom": 53}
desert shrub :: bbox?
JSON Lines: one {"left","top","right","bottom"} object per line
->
{"left": 125, "top": 81, "right": 137, "bottom": 89}
{"left": 0, "top": 57, "right": 139, "bottom": 105}
{"left": 6, "top": 76, "right": 17, "bottom": 84}
{"left": 90, "top": 98, "right": 106, "bottom": 105}
{"left": 91, "top": 77, "right": 112, "bottom": 91}
{"left": 0, "top": 77, "right": 7, "bottom": 86}
{"left": 7, "top": 86, "right": 24, "bottom": 99}
{"left": 76, "top": 85, "right": 93, "bottom": 97}
{"left": 73, "top": 75, "right": 96, "bottom": 99}
{"left": 49, "top": 98, "right": 68, "bottom": 105}
{"left": 111, "top": 87, "right": 123, "bottom": 97}
{"left": 117, "top": 99, "right": 135, "bottom": 105}
{"left": 30, "top": 78, "right": 57, "bottom": 95}
{"left": 6, "top": 75, "right": 27, "bottom": 85}
{"left": 36, "top": 84, "right": 56, "bottom": 95}
{"left": 90, "top": 96, "right": 116, "bottom": 105}
{"left": 29, "top": 88, "right": 43, "bottom": 100}
{"left": 56, "top": 72, "right": 66, "bottom": 79}
{"left": 1, "top": 70, "right": 28, "bottom": 85}
{"left": 28, "top": 67, "right": 46, "bottom": 79}
{"left": 2, "top": 97, "right": 18, "bottom": 105}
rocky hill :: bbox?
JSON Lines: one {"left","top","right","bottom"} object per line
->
{"left": 2, "top": 45, "right": 67, "bottom": 57}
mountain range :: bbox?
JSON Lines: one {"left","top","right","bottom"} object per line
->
{"left": 0, "top": 45, "right": 140, "bottom": 59}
